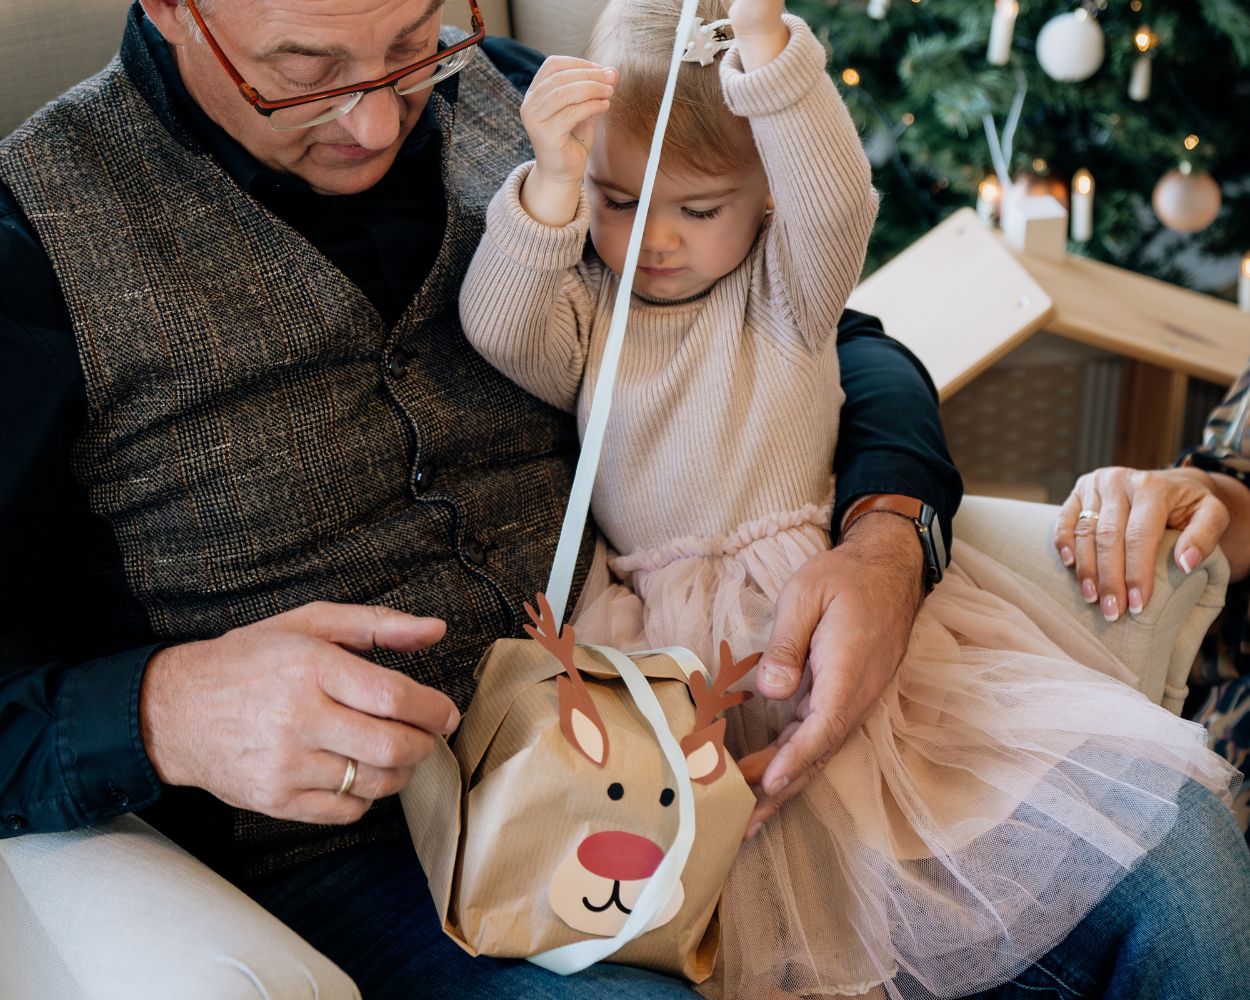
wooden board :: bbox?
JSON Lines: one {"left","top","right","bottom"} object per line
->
{"left": 1011, "top": 247, "right": 1250, "bottom": 387}
{"left": 848, "top": 209, "right": 1054, "bottom": 400}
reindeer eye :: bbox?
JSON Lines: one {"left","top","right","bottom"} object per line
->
{"left": 659, "top": 787, "right": 675, "bottom": 807}
{"left": 607, "top": 782, "right": 624, "bottom": 801}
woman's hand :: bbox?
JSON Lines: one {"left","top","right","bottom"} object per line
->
{"left": 518, "top": 56, "right": 616, "bottom": 226}
{"left": 1054, "top": 466, "right": 1230, "bottom": 621}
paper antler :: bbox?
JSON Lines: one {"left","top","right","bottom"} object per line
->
{"left": 680, "top": 641, "right": 759, "bottom": 785}
{"left": 524, "top": 594, "right": 610, "bottom": 767}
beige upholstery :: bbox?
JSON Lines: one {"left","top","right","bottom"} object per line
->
{"left": 954, "top": 496, "right": 1228, "bottom": 714}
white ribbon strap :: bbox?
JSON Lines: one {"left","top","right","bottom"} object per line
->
{"left": 528, "top": 645, "right": 697, "bottom": 975}
{"left": 543, "top": 0, "right": 704, "bottom": 624}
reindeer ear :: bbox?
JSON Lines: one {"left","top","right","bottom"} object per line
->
{"left": 680, "top": 717, "right": 728, "bottom": 784}
{"left": 558, "top": 674, "right": 609, "bottom": 766}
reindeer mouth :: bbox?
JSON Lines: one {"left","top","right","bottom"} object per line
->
{"left": 582, "top": 880, "right": 631, "bottom": 916}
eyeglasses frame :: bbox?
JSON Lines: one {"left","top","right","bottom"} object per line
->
{"left": 183, "top": 0, "right": 486, "bottom": 122}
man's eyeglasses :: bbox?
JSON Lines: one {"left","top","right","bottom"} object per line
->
{"left": 184, "top": 0, "right": 486, "bottom": 132}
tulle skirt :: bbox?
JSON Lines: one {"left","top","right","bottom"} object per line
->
{"left": 573, "top": 505, "right": 1240, "bottom": 999}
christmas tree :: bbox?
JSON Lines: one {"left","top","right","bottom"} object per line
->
{"left": 791, "top": 0, "right": 1250, "bottom": 296}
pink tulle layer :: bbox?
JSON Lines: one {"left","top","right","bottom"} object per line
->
{"left": 573, "top": 507, "right": 1239, "bottom": 999}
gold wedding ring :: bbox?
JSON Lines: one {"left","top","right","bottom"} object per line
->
{"left": 336, "top": 757, "right": 358, "bottom": 797}
{"left": 1077, "top": 510, "right": 1100, "bottom": 522}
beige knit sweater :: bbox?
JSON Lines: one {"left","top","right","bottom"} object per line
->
{"left": 461, "top": 16, "right": 878, "bottom": 555}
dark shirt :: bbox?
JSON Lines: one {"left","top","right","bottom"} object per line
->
{"left": 0, "top": 10, "right": 961, "bottom": 838}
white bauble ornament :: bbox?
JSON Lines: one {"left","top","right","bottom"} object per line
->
{"left": 1152, "top": 168, "right": 1223, "bottom": 233}
{"left": 1036, "top": 10, "right": 1106, "bottom": 82}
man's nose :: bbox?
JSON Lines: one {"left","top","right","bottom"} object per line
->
{"left": 336, "top": 87, "right": 403, "bottom": 150}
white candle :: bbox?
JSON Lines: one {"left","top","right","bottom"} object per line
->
{"left": 1071, "top": 169, "right": 1094, "bottom": 243}
{"left": 1129, "top": 55, "right": 1152, "bottom": 101}
{"left": 868, "top": 0, "right": 890, "bottom": 19}
{"left": 977, "top": 176, "right": 1002, "bottom": 226}
{"left": 1240, "top": 252, "right": 1250, "bottom": 312}
{"left": 1129, "top": 27, "right": 1155, "bottom": 102}
{"left": 987, "top": 1, "right": 1018, "bottom": 66}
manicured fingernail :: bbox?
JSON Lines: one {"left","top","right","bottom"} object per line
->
{"left": 1081, "top": 579, "right": 1097, "bottom": 603}
{"left": 1101, "top": 594, "right": 1119, "bottom": 622}
{"left": 1060, "top": 546, "right": 1074, "bottom": 566}
{"left": 760, "top": 665, "right": 792, "bottom": 690}
{"left": 1128, "top": 588, "right": 1144, "bottom": 615}
{"left": 746, "top": 822, "right": 762, "bottom": 839}
{"left": 765, "top": 775, "right": 789, "bottom": 797}
{"left": 1178, "top": 547, "right": 1201, "bottom": 574}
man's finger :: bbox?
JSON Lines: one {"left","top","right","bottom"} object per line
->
{"left": 1173, "top": 494, "right": 1230, "bottom": 575}
{"left": 282, "top": 602, "right": 447, "bottom": 654}
{"left": 318, "top": 649, "right": 460, "bottom": 734}
{"left": 757, "top": 584, "right": 821, "bottom": 700}
{"left": 317, "top": 700, "right": 439, "bottom": 770}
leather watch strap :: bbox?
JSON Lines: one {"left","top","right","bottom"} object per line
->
{"left": 839, "top": 493, "right": 924, "bottom": 539}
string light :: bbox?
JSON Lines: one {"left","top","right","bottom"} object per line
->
{"left": 842, "top": 67, "right": 862, "bottom": 86}
{"left": 1184, "top": 134, "right": 1201, "bottom": 151}
{"left": 901, "top": 112, "right": 916, "bottom": 126}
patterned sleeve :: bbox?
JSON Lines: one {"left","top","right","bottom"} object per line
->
{"left": 1180, "top": 358, "right": 1250, "bottom": 482}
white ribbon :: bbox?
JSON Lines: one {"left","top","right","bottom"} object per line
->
{"left": 543, "top": 0, "right": 704, "bottom": 624}
{"left": 528, "top": 645, "right": 697, "bottom": 975}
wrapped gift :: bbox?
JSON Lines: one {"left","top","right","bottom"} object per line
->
{"left": 401, "top": 596, "right": 757, "bottom": 981}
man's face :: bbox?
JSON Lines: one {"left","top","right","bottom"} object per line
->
{"left": 585, "top": 126, "right": 770, "bottom": 302}
{"left": 155, "top": 0, "right": 448, "bottom": 195}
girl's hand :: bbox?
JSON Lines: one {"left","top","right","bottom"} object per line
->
{"left": 520, "top": 56, "right": 617, "bottom": 189}
{"left": 724, "top": 0, "right": 786, "bottom": 39}
{"left": 723, "top": 0, "right": 789, "bottom": 72}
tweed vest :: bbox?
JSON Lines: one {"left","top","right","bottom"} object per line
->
{"left": 0, "top": 20, "right": 592, "bottom": 873}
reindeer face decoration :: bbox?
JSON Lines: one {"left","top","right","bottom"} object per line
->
{"left": 401, "top": 595, "right": 758, "bottom": 981}
{"left": 522, "top": 596, "right": 759, "bottom": 939}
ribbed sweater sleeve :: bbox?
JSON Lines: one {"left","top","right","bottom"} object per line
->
{"left": 459, "top": 161, "right": 598, "bottom": 413}
{"left": 721, "top": 15, "right": 878, "bottom": 353}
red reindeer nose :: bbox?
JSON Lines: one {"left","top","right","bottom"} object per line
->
{"left": 577, "top": 831, "right": 665, "bottom": 882}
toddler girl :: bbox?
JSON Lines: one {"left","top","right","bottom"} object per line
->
{"left": 461, "top": 1, "right": 1237, "bottom": 997}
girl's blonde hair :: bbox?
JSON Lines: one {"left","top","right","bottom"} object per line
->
{"left": 584, "top": 0, "right": 757, "bottom": 177}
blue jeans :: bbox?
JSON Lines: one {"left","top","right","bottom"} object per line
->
{"left": 243, "top": 781, "right": 1250, "bottom": 999}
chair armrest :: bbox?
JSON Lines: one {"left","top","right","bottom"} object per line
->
{"left": 953, "top": 495, "right": 1229, "bottom": 714}
{"left": 0, "top": 815, "right": 359, "bottom": 1000}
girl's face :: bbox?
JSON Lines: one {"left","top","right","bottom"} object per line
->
{"left": 585, "top": 125, "right": 771, "bottom": 302}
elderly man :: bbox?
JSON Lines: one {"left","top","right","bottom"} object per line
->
{"left": 2, "top": 1, "right": 1246, "bottom": 998}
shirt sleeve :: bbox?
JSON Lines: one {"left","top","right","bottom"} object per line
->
{"left": 0, "top": 183, "right": 164, "bottom": 836}
{"left": 832, "top": 309, "right": 963, "bottom": 562}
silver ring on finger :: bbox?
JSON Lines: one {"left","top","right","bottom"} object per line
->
{"left": 335, "top": 757, "right": 358, "bottom": 797}
{"left": 1077, "top": 509, "right": 1101, "bottom": 523}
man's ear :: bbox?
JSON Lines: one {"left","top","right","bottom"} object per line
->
{"left": 139, "top": 0, "right": 194, "bottom": 46}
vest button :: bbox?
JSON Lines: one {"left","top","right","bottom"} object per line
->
{"left": 387, "top": 352, "right": 409, "bottom": 379}
{"left": 415, "top": 463, "right": 436, "bottom": 492}
{"left": 464, "top": 539, "right": 487, "bottom": 565}
{"left": 107, "top": 784, "right": 130, "bottom": 808}
{"left": 3, "top": 814, "right": 27, "bottom": 831}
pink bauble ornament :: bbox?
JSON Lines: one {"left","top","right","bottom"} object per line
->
{"left": 1151, "top": 168, "right": 1222, "bottom": 233}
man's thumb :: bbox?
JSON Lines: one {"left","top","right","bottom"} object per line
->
{"left": 757, "top": 592, "right": 817, "bottom": 700}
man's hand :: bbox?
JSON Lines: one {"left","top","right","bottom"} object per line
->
{"left": 1055, "top": 466, "right": 1230, "bottom": 621}
{"left": 519, "top": 56, "right": 617, "bottom": 226}
{"left": 737, "top": 513, "right": 925, "bottom": 836}
{"left": 140, "top": 602, "right": 458, "bottom": 826}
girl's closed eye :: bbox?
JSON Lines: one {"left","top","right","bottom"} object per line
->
{"left": 683, "top": 206, "right": 723, "bottom": 220}
{"left": 601, "top": 194, "right": 639, "bottom": 212}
